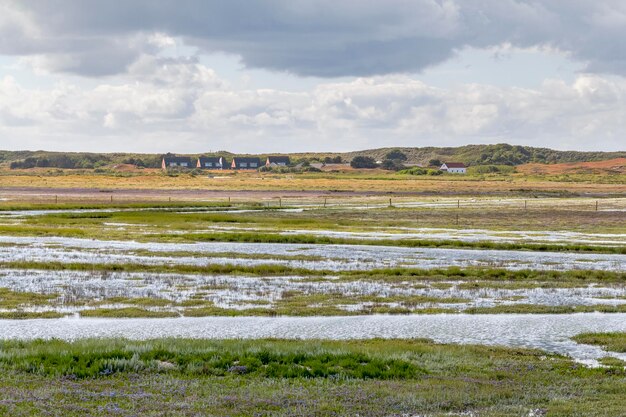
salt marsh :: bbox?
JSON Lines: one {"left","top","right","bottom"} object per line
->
{"left": 0, "top": 269, "right": 624, "bottom": 317}
{"left": 2, "top": 236, "right": 625, "bottom": 271}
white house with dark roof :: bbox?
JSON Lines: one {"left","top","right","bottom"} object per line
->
{"left": 197, "top": 156, "right": 224, "bottom": 169}
{"left": 162, "top": 155, "right": 193, "bottom": 170}
{"left": 440, "top": 162, "right": 467, "bottom": 174}
{"left": 231, "top": 157, "right": 261, "bottom": 170}
{"left": 266, "top": 156, "right": 290, "bottom": 168}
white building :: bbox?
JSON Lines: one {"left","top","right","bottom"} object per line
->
{"left": 440, "top": 162, "right": 467, "bottom": 174}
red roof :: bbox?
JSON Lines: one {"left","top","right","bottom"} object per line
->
{"left": 444, "top": 162, "right": 466, "bottom": 168}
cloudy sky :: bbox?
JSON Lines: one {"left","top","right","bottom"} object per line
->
{"left": 0, "top": 0, "right": 625, "bottom": 153}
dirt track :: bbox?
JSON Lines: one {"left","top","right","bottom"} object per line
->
{"left": 1, "top": 185, "right": 624, "bottom": 204}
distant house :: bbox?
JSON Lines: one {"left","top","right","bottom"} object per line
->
{"left": 197, "top": 156, "right": 224, "bottom": 170}
{"left": 440, "top": 162, "right": 467, "bottom": 174}
{"left": 231, "top": 157, "right": 261, "bottom": 170}
{"left": 266, "top": 156, "right": 290, "bottom": 168}
{"left": 162, "top": 156, "right": 193, "bottom": 170}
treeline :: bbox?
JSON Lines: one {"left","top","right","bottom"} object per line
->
{"left": 5, "top": 152, "right": 162, "bottom": 170}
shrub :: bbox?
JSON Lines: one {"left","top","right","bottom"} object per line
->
{"left": 350, "top": 156, "right": 378, "bottom": 169}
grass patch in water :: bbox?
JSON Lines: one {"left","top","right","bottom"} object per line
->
{"left": 0, "top": 260, "right": 315, "bottom": 277}
{"left": 0, "top": 288, "right": 58, "bottom": 309}
{"left": 0, "top": 311, "right": 64, "bottom": 319}
{"left": 167, "top": 231, "right": 626, "bottom": 254}
{"left": 598, "top": 356, "right": 626, "bottom": 367}
{"left": 80, "top": 308, "right": 179, "bottom": 318}
{"left": 465, "top": 304, "right": 626, "bottom": 314}
{"left": 572, "top": 332, "right": 626, "bottom": 353}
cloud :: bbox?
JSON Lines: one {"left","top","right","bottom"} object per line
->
{"left": 0, "top": 62, "right": 624, "bottom": 152}
{"left": 1, "top": 0, "right": 626, "bottom": 77}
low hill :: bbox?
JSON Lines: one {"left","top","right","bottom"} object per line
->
{"left": 0, "top": 144, "right": 624, "bottom": 170}
{"left": 341, "top": 144, "right": 626, "bottom": 166}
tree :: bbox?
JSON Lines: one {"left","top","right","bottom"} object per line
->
{"left": 381, "top": 159, "right": 403, "bottom": 171}
{"left": 428, "top": 159, "right": 442, "bottom": 167}
{"left": 350, "top": 156, "right": 378, "bottom": 169}
{"left": 324, "top": 156, "right": 343, "bottom": 164}
{"left": 385, "top": 149, "right": 407, "bottom": 161}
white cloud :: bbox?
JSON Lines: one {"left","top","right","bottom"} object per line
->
{"left": 0, "top": 65, "right": 624, "bottom": 152}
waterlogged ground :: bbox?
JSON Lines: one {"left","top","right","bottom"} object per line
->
{"left": 1, "top": 269, "right": 625, "bottom": 317}
{"left": 1, "top": 314, "right": 625, "bottom": 364}
{"left": 0, "top": 200, "right": 625, "bottom": 375}
{"left": 1, "top": 236, "right": 625, "bottom": 272}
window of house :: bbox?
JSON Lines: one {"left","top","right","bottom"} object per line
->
{"left": 240, "top": 163, "right": 248, "bottom": 167}
{"left": 250, "top": 163, "right": 258, "bottom": 167}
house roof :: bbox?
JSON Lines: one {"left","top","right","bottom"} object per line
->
{"left": 198, "top": 156, "right": 222, "bottom": 163}
{"left": 443, "top": 162, "right": 466, "bottom": 168}
{"left": 162, "top": 156, "right": 192, "bottom": 164}
{"left": 232, "top": 157, "right": 260, "bottom": 164}
{"left": 267, "top": 156, "right": 290, "bottom": 163}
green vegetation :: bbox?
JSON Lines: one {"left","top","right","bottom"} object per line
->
{"left": 156, "top": 231, "right": 626, "bottom": 254}
{"left": 345, "top": 143, "right": 626, "bottom": 166}
{"left": 464, "top": 304, "right": 626, "bottom": 314}
{"left": 0, "top": 338, "right": 624, "bottom": 416}
{"left": 572, "top": 332, "right": 626, "bottom": 353}
{"left": 79, "top": 308, "right": 180, "bottom": 318}
{"left": 0, "top": 288, "right": 58, "bottom": 309}
{"left": 349, "top": 155, "right": 378, "bottom": 168}
{"left": 2, "top": 144, "right": 625, "bottom": 170}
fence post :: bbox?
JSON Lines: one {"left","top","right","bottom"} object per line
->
{"left": 279, "top": 197, "right": 282, "bottom": 208}
{"left": 596, "top": 201, "right": 598, "bottom": 211}
{"left": 524, "top": 200, "right": 527, "bottom": 210}
{"left": 55, "top": 195, "right": 58, "bottom": 204}
{"left": 457, "top": 200, "right": 460, "bottom": 208}
{"left": 389, "top": 198, "right": 392, "bottom": 207}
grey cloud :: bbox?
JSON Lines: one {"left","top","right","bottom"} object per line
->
{"left": 1, "top": 0, "right": 626, "bottom": 77}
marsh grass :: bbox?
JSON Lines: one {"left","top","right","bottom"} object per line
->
{"left": 0, "top": 287, "right": 58, "bottom": 309}
{"left": 0, "top": 311, "right": 64, "bottom": 319}
{"left": 0, "top": 338, "right": 425, "bottom": 380}
{"left": 79, "top": 308, "right": 179, "bottom": 318}
{"left": 0, "top": 338, "right": 624, "bottom": 416}
{"left": 572, "top": 332, "right": 626, "bottom": 353}
{"left": 168, "top": 231, "right": 626, "bottom": 254}
{"left": 464, "top": 304, "right": 626, "bottom": 314}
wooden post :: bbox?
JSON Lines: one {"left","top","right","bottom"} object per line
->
{"left": 228, "top": 196, "right": 231, "bottom": 204}
{"left": 110, "top": 195, "right": 113, "bottom": 203}
{"left": 279, "top": 197, "right": 282, "bottom": 208}
{"left": 389, "top": 198, "right": 392, "bottom": 207}
{"left": 324, "top": 198, "right": 327, "bottom": 208}
{"left": 596, "top": 201, "right": 598, "bottom": 211}
{"left": 524, "top": 200, "right": 527, "bottom": 210}
{"left": 457, "top": 200, "right": 460, "bottom": 208}
{"left": 55, "top": 195, "right": 58, "bottom": 204}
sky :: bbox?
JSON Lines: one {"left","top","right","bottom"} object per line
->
{"left": 0, "top": 0, "right": 625, "bottom": 153}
